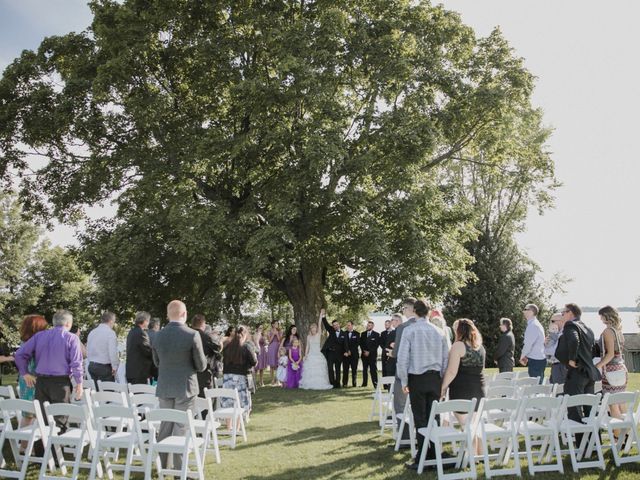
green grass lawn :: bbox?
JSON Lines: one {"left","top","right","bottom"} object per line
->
{"left": 4, "top": 369, "right": 640, "bottom": 479}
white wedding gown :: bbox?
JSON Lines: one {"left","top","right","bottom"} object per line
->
{"left": 300, "top": 333, "right": 333, "bottom": 390}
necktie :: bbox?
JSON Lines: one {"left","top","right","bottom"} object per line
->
{"left": 367, "top": 331, "right": 371, "bottom": 338}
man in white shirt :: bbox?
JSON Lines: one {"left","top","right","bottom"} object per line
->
{"left": 519, "top": 303, "right": 546, "bottom": 383}
{"left": 87, "top": 311, "right": 119, "bottom": 386}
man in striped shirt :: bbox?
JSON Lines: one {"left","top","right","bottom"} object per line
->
{"left": 397, "top": 299, "right": 450, "bottom": 470}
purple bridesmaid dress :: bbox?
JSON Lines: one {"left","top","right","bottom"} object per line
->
{"left": 285, "top": 347, "right": 303, "bottom": 389}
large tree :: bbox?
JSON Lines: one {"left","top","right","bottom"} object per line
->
{"left": 1, "top": 0, "right": 543, "bottom": 336}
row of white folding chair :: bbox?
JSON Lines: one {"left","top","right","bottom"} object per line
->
{"left": 486, "top": 383, "right": 557, "bottom": 400}
{"left": 491, "top": 371, "right": 532, "bottom": 381}
{"left": 486, "top": 376, "right": 543, "bottom": 389}
{"left": 96, "top": 380, "right": 156, "bottom": 395}
{"left": 393, "top": 396, "right": 417, "bottom": 458}
{"left": 0, "top": 386, "right": 17, "bottom": 433}
{"left": 204, "top": 387, "right": 247, "bottom": 449}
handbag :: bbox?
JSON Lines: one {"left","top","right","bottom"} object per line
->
{"left": 604, "top": 365, "right": 627, "bottom": 387}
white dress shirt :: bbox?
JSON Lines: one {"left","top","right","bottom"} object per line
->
{"left": 522, "top": 317, "right": 546, "bottom": 361}
{"left": 87, "top": 323, "right": 119, "bottom": 369}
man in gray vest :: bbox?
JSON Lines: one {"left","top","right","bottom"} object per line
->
{"left": 389, "top": 297, "right": 418, "bottom": 445}
{"left": 153, "top": 300, "right": 206, "bottom": 469}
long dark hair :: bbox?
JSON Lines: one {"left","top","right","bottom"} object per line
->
{"left": 284, "top": 325, "right": 299, "bottom": 344}
{"left": 223, "top": 325, "right": 246, "bottom": 365}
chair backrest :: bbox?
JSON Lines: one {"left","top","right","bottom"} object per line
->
{"left": 92, "top": 404, "right": 143, "bottom": 439}
{"left": 514, "top": 377, "right": 540, "bottom": 387}
{"left": 91, "top": 390, "right": 128, "bottom": 407}
{"left": 487, "top": 378, "right": 512, "bottom": 388}
{"left": 517, "top": 395, "right": 562, "bottom": 425}
{"left": 379, "top": 376, "right": 395, "bottom": 386}
{"left": 193, "top": 397, "right": 212, "bottom": 420}
{"left": 128, "top": 392, "right": 159, "bottom": 410}
{"left": 486, "top": 385, "right": 516, "bottom": 399}
{"left": 0, "top": 399, "right": 47, "bottom": 433}
{"left": 430, "top": 399, "right": 476, "bottom": 432}
{"left": 515, "top": 371, "right": 530, "bottom": 379}
{"left": 205, "top": 387, "right": 240, "bottom": 406}
{"left": 559, "top": 393, "right": 601, "bottom": 423}
{"left": 0, "top": 385, "right": 16, "bottom": 400}
{"left": 44, "top": 401, "right": 94, "bottom": 435}
{"left": 599, "top": 391, "right": 638, "bottom": 423}
{"left": 97, "top": 380, "right": 128, "bottom": 393}
{"left": 83, "top": 379, "right": 97, "bottom": 391}
{"left": 520, "top": 384, "right": 554, "bottom": 398}
{"left": 477, "top": 397, "right": 520, "bottom": 428}
{"left": 492, "top": 372, "right": 516, "bottom": 381}
{"left": 554, "top": 383, "right": 564, "bottom": 396}
{"left": 147, "top": 407, "right": 191, "bottom": 425}
{"left": 128, "top": 383, "right": 156, "bottom": 395}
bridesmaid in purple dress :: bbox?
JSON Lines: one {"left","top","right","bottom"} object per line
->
{"left": 254, "top": 325, "right": 269, "bottom": 387}
{"left": 267, "top": 321, "right": 282, "bottom": 385}
{"left": 286, "top": 338, "right": 303, "bottom": 388}
{"left": 280, "top": 325, "right": 299, "bottom": 355}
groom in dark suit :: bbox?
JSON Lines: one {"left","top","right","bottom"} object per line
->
{"left": 343, "top": 322, "right": 361, "bottom": 387}
{"left": 360, "top": 320, "right": 380, "bottom": 388}
{"left": 321, "top": 309, "right": 348, "bottom": 388}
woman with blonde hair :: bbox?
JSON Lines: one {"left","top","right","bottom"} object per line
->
{"left": 595, "top": 305, "right": 628, "bottom": 422}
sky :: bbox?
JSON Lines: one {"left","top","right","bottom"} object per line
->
{"left": 1, "top": 1, "right": 639, "bottom": 308}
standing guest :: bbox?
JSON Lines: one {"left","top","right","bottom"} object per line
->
{"left": 391, "top": 299, "right": 418, "bottom": 444}
{"left": 380, "top": 319, "right": 393, "bottom": 380}
{"left": 254, "top": 325, "right": 269, "bottom": 387}
{"left": 321, "top": 311, "right": 348, "bottom": 388}
{"left": 191, "top": 314, "right": 221, "bottom": 397}
{"left": 221, "top": 326, "right": 257, "bottom": 413}
{"left": 545, "top": 313, "right": 567, "bottom": 384}
{"left": 555, "top": 303, "right": 600, "bottom": 432}
{"left": 16, "top": 315, "right": 49, "bottom": 449}
{"left": 440, "top": 319, "right": 486, "bottom": 453}
{"left": 87, "top": 311, "right": 119, "bottom": 386}
{"left": 429, "top": 314, "right": 452, "bottom": 348}
{"left": 222, "top": 326, "right": 236, "bottom": 348}
{"left": 147, "top": 318, "right": 161, "bottom": 346}
{"left": 70, "top": 325, "right": 87, "bottom": 359}
{"left": 267, "top": 321, "right": 283, "bottom": 385}
{"left": 125, "top": 311, "right": 153, "bottom": 385}
{"left": 360, "top": 320, "right": 380, "bottom": 388}
{"left": 286, "top": 337, "right": 303, "bottom": 389}
{"left": 493, "top": 318, "right": 515, "bottom": 373}
{"left": 397, "top": 299, "right": 450, "bottom": 471}
{"left": 153, "top": 300, "right": 206, "bottom": 470}
{"left": 595, "top": 306, "right": 628, "bottom": 421}
{"left": 519, "top": 304, "right": 546, "bottom": 383}
{"left": 15, "top": 310, "right": 83, "bottom": 433}
{"left": 280, "top": 325, "right": 299, "bottom": 354}
{"left": 343, "top": 321, "right": 360, "bottom": 387}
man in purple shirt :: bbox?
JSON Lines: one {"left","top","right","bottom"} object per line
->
{"left": 15, "top": 309, "right": 83, "bottom": 430}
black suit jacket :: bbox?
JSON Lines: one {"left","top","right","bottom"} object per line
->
{"left": 360, "top": 330, "right": 380, "bottom": 360}
{"left": 493, "top": 331, "right": 515, "bottom": 371}
{"left": 321, "top": 317, "right": 347, "bottom": 356}
{"left": 380, "top": 330, "right": 391, "bottom": 360}
{"left": 555, "top": 319, "right": 601, "bottom": 382}
{"left": 196, "top": 329, "right": 222, "bottom": 393}
{"left": 345, "top": 330, "right": 361, "bottom": 357}
{"left": 126, "top": 326, "right": 153, "bottom": 381}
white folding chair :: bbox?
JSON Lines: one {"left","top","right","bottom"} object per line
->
{"left": 486, "top": 378, "right": 511, "bottom": 389}
{"left": 0, "top": 386, "right": 16, "bottom": 433}
{"left": 369, "top": 376, "right": 395, "bottom": 423}
{"left": 193, "top": 396, "right": 221, "bottom": 464}
{"left": 97, "top": 381, "right": 128, "bottom": 394}
{"left": 515, "top": 371, "right": 530, "bottom": 379}
{"left": 393, "top": 396, "right": 416, "bottom": 458}
{"left": 558, "top": 393, "right": 604, "bottom": 472}
{"left": 592, "top": 391, "right": 640, "bottom": 466}
{"left": 40, "top": 402, "right": 100, "bottom": 480}
{"left": 205, "top": 388, "right": 247, "bottom": 448}
{"left": 476, "top": 397, "right": 521, "bottom": 478}
{"left": 89, "top": 404, "right": 147, "bottom": 480}
{"left": 416, "top": 398, "right": 477, "bottom": 479}
{"left": 516, "top": 396, "right": 564, "bottom": 475}
{"left": 0, "top": 399, "right": 54, "bottom": 480}
{"left": 83, "top": 379, "right": 97, "bottom": 391}
{"left": 554, "top": 383, "right": 564, "bottom": 396}
{"left": 144, "top": 408, "right": 204, "bottom": 480}
{"left": 491, "top": 372, "right": 516, "bottom": 381}
{"left": 519, "top": 384, "right": 555, "bottom": 398}
{"left": 127, "top": 383, "right": 156, "bottom": 395}
{"left": 513, "top": 377, "right": 540, "bottom": 388}
{"left": 485, "top": 386, "right": 516, "bottom": 399}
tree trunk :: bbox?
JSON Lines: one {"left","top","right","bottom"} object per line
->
{"left": 281, "top": 265, "right": 326, "bottom": 345}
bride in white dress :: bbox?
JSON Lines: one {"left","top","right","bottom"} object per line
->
{"left": 300, "top": 312, "right": 333, "bottom": 390}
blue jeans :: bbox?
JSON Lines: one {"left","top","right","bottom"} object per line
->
{"left": 527, "top": 358, "right": 547, "bottom": 383}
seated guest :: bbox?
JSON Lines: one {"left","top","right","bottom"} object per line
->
{"left": 440, "top": 319, "right": 486, "bottom": 453}
{"left": 221, "top": 326, "right": 257, "bottom": 416}
{"left": 126, "top": 311, "right": 153, "bottom": 385}
{"left": 493, "top": 318, "right": 515, "bottom": 373}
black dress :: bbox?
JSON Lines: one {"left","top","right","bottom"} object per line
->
{"left": 449, "top": 343, "right": 486, "bottom": 411}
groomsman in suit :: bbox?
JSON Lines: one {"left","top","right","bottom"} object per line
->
{"left": 360, "top": 321, "right": 380, "bottom": 388}
{"left": 343, "top": 321, "right": 360, "bottom": 387}
{"left": 153, "top": 300, "right": 207, "bottom": 469}
{"left": 321, "top": 310, "right": 348, "bottom": 388}
{"left": 380, "top": 319, "right": 392, "bottom": 379}
{"left": 125, "top": 311, "right": 153, "bottom": 385}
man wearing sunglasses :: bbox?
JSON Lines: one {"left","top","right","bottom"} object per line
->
{"left": 519, "top": 303, "right": 546, "bottom": 383}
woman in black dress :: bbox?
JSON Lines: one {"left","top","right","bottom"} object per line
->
{"left": 440, "top": 318, "right": 486, "bottom": 453}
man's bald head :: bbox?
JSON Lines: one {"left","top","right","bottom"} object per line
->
{"left": 167, "top": 300, "right": 187, "bottom": 322}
